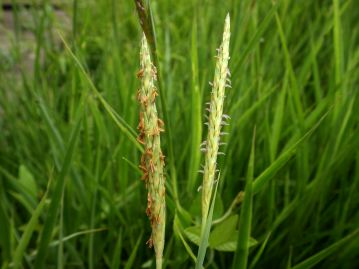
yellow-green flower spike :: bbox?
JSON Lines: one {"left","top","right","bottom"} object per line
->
{"left": 137, "top": 34, "right": 166, "bottom": 269}
{"left": 201, "top": 14, "right": 231, "bottom": 224}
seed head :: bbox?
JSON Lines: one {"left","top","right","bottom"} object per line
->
{"left": 201, "top": 14, "right": 231, "bottom": 223}
{"left": 137, "top": 34, "right": 166, "bottom": 269}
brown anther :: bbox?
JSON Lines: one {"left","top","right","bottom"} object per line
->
{"left": 146, "top": 206, "right": 151, "bottom": 217}
{"left": 149, "top": 128, "right": 158, "bottom": 136}
{"left": 150, "top": 89, "right": 158, "bottom": 102}
{"left": 137, "top": 134, "right": 145, "bottom": 145}
{"left": 139, "top": 164, "right": 147, "bottom": 173}
{"left": 149, "top": 126, "right": 164, "bottom": 136}
{"left": 136, "top": 89, "right": 142, "bottom": 101}
{"left": 140, "top": 154, "right": 146, "bottom": 166}
{"left": 136, "top": 68, "right": 144, "bottom": 79}
{"left": 146, "top": 194, "right": 152, "bottom": 216}
{"left": 139, "top": 161, "right": 149, "bottom": 181}
{"left": 138, "top": 113, "right": 145, "bottom": 131}
{"left": 141, "top": 171, "right": 149, "bottom": 181}
{"left": 159, "top": 152, "right": 165, "bottom": 163}
{"left": 150, "top": 215, "right": 157, "bottom": 226}
{"left": 145, "top": 148, "right": 153, "bottom": 158}
{"left": 140, "top": 95, "right": 149, "bottom": 108}
{"left": 157, "top": 118, "right": 164, "bottom": 128}
{"left": 151, "top": 65, "right": 157, "bottom": 80}
{"left": 146, "top": 237, "right": 153, "bottom": 248}
{"left": 155, "top": 214, "right": 160, "bottom": 224}
{"left": 161, "top": 187, "right": 166, "bottom": 197}
{"left": 149, "top": 159, "right": 155, "bottom": 173}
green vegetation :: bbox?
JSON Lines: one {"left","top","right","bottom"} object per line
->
{"left": 0, "top": 0, "right": 358, "bottom": 268}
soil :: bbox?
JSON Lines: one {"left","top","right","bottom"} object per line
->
{"left": 0, "top": 4, "right": 71, "bottom": 74}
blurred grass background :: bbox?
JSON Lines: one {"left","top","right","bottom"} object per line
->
{"left": 0, "top": 0, "right": 358, "bottom": 268}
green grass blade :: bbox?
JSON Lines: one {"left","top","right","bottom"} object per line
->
{"left": 173, "top": 213, "right": 197, "bottom": 263}
{"left": 58, "top": 32, "right": 142, "bottom": 152}
{"left": 195, "top": 178, "right": 220, "bottom": 269}
{"left": 252, "top": 111, "right": 328, "bottom": 194}
{"left": 274, "top": 12, "right": 304, "bottom": 126}
{"left": 124, "top": 232, "right": 143, "bottom": 269}
{"left": 37, "top": 96, "right": 65, "bottom": 154}
{"left": 291, "top": 229, "right": 359, "bottom": 269}
{"left": 111, "top": 229, "right": 123, "bottom": 269}
{"left": 34, "top": 111, "right": 83, "bottom": 269}
{"left": 232, "top": 4, "right": 277, "bottom": 73}
{"left": 48, "top": 228, "right": 107, "bottom": 247}
{"left": 232, "top": 127, "right": 255, "bottom": 269}
{"left": 11, "top": 179, "right": 51, "bottom": 269}
{"left": 333, "top": 0, "right": 343, "bottom": 85}
{"left": 249, "top": 232, "right": 271, "bottom": 269}
{"left": 188, "top": 16, "right": 202, "bottom": 194}
{"left": 0, "top": 183, "right": 12, "bottom": 262}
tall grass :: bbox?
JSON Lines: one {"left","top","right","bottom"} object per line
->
{"left": 0, "top": 0, "right": 358, "bottom": 268}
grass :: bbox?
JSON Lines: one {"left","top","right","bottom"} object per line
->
{"left": 0, "top": 0, "right": 359, "bottom": 268}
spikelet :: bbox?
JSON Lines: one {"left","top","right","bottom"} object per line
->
{"left": 201, "top": 14, "right": 231, "bottom": 224}
{"left": 137, "top": 34, "right": 166, "bottom": 269}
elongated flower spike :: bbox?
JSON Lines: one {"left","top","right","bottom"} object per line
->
{"left": 201, "top": 14, "right": 231, "bottom": 224}
{"left": 137, "top": 34, "right": 166, "bottom": 269}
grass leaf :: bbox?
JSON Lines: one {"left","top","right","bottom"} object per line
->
{"left": 232, "top": 127, "right": 255, "bottom": 269}
{"left": 11, "top": 179, "right": 51, "bottom": 269}
{"left": 291, "top": 229, "right": 359, "bottom": 269}
{"left": 34, "top": 109, "right": 83, "bottom": 269}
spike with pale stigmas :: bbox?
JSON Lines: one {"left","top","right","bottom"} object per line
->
{"left": 201, "top": 14, "right": 231, "bottom": 224}
{"left": 137, "top": 34, "right": 166, "bottom": 269}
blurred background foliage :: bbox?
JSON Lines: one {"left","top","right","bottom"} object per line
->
{"left": 0, "top": 0, "right": 358, "bottom": 268}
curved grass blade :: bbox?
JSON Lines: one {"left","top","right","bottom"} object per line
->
{"left": 252, "top": 111, "right": 329, "bottom": 194}
{"left": 58, "top": 32, "right": 142, "bottom": 152}
{"left": 173, "top": 213, "right": 197, "bottom": 263}
{"left": 49, "top": 228, "right": 107, "bottom": 247}
{"left": 11, "top": 179, "right": 52, "bottom": 269}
